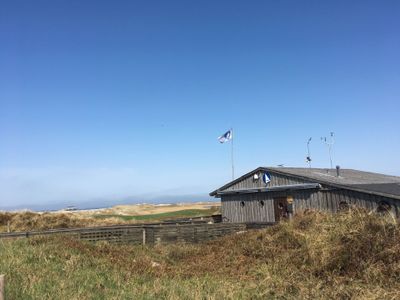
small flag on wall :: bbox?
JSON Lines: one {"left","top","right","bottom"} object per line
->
{"left": 263, "top": 172, "right": 271, "bottom": 185}
{"left": 218, "top": 130, "right": 232, "bottom": 143}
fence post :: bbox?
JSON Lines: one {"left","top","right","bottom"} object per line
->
{"left": 142, "top": 228, "right": 146, "bottom": 245}
{"left": 0, "top": 274, "right": 5, "bottom": 300}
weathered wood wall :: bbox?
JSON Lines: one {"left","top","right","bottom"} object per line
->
{"left": 221, "top": 187, "right": 400, "bottom": 223}
{"left": 223, "top": 171, "right": 308, "bottom": 192}
{"left": 224, "top": 172, "right": 311, "bottom": 191}
{"left": 221, "top": 193, "right": 276, "bottom": 223}
{"left": 294, "top": 188, "right": 399, "bottom": 217}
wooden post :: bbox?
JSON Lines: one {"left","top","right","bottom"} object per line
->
{"left": 0, "top": 274, "right": 5, "bottom": 300}
{"left": 142, "top": 228, "right": 146, "bottom": 245}
{"left": 7, "top": 221, "right": 10, "bottom": 233}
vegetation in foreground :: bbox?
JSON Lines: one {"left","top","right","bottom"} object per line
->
{"left": 0, "top": 210, "right": 399, "bottom": 299}
{"left": 0, "top": 207, "right": 220, "bottom": 232}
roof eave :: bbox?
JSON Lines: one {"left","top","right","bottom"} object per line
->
{"left": 216, "top": 183, "right": 321, "bottom": 196}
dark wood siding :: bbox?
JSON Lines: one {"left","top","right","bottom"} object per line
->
{"left": 222, "top": 188, "right": 400, "bottom": 223}
{"left": 221, "top": 193, "right": 275, "bottom": 223}
{"left": 223, "top": 171, "right": 309, "bottom": 192}
{"left": 293, "top": 188, "right": 399, "bottom": 218}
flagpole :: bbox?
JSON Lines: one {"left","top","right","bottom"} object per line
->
{"left": 231, "top": 127, "right": 234, "bottom": 180}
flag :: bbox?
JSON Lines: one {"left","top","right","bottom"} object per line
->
{"left": 263, "top": 172, "right": 271, "bottom": 185}
{"left": 218, "top": 130, "right": 232, "bottom": 143}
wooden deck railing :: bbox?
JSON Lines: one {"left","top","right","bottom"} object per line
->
{"left": 0, "top": 222, "right": 257, "bottom": 245}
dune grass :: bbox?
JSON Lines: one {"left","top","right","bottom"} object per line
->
{"left": 0, "top": 207, "right": 220, "bottom": 232}
{"left": 93, "top": 208, "right": 220, "bottom": 222}
{"left": 1, "top": 210, "right": 399, "bottom": 299}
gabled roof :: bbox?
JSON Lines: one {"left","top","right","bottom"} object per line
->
{"left": 209, "top": 167, "right": 268, "bottom": 196}
{"left": 210, "top": 167, "right": 400, "bottom": 200}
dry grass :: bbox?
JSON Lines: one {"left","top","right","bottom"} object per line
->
{"left": 87, "top": 202, "right": 220, "bottom": 217}
{"left": 0, "top": 204, "right": 220, "bottom": 232}
{"left": 0, "top": 211, "right": 132, "bottom": 232}
{"left": 1, "top": 209, "right": 399, "bottom": 299}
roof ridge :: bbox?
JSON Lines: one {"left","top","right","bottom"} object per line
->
{"left": 265, "top": 166, "right": 400, "bottom": 179}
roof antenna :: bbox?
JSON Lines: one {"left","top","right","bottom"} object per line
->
{"left": 306, "top": 137, "right": 312, "bottom": 168}
{"left": 321, "top": 132, "right": 335, "bottom": 169}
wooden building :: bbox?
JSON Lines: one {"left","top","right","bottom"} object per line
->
{"left": 210, "top": 167, "right": 400, "bottom": 223}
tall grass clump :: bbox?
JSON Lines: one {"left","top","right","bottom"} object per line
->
{"left": 0, "top": 211, "right": 109, "bottom": 232}
{"left": 236, "top": 209, "right": 400, "bottom": 298}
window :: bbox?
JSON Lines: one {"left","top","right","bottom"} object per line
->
{"left": 240, "top": 201, "right": 245, "bottom": 207}
{"left": 338, "top": 201, "right": 349, "bottom": 211}
{"left": 377, "top": 201, "right": 391, "bottom": 215}
{"left": 259, "top": 200, "right": 265, "bottom": 207}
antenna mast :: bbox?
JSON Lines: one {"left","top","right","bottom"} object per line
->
{"left": 321, "top": 132, "right": 335, "bottom": 169}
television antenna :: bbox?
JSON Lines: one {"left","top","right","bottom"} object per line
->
{"left": 306, "top": 137, "right": 312, "bottom": 168}
{"left": 321, "top": 132, "right": 335, "bottom": 169}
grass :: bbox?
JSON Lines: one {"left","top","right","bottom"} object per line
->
{"left": 1, "top": 209, "right": 399, "bottom": 299}
{"left": 0, "top": 207, "right": 220, "bottom": 232}
{"left": 93, "top": 208, "right": 220, "bottom": 222}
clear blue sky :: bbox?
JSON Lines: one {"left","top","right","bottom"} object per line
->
{"left": 1, "top": 1, "right": 399, "bottom": 208}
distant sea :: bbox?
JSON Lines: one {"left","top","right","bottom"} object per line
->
{"left": 0, "top": 193, "right": 217, "bottom": 212}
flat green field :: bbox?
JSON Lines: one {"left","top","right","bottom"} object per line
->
{"left": 1, "top": 210, "right": 399, "bottom": 299}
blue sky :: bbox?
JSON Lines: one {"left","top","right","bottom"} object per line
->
{"left": 1, "top": 1, "right": 399, "bottom": 208}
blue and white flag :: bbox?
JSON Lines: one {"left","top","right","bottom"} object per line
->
{"left": 218, "top": 130, "right": 232, "bottom": 143}
{"left": 263, "top": 172, "right": 271, "bottom": 185}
